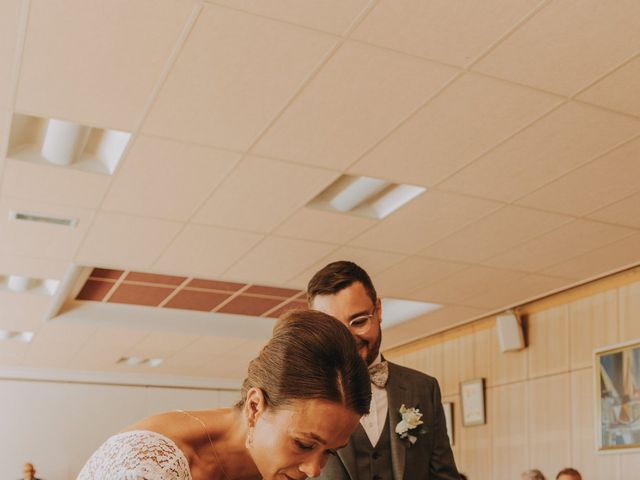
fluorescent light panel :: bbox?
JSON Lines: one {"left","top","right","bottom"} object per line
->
{"left": 381, "top": 298, "right": 442, "bottom": 329}
{"left": 309, "top": 174, "right": 425, "bottom": 219}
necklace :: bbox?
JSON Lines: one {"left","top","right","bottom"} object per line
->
{"left": 177, "top": 409, "right": 231, "bottom": 480}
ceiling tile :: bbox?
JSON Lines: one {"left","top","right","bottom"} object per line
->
{"left": 154, "top": 224, "right": 263, "bottom": 278}
{"left": 125, "top": 272, "right": 186, "bottom": 286}
{"left": 0, "top": 109, "right": 8, "bottom": 157}
{"left": 209, "top": 0, "right": 371, "bottom": 35}
{"left": 244, "top": 285, "right": 301, "bottom": 297}
{"left": 186, "top": 279, "right": 246, "bottom": 292}
{"left": 162, "top": 335, "right": 250, "bottom": 370}
{"left": 165, "top": 290, "right": 231, "bottom": 312}
{"left": 108, "top": 284, "right": 174, "bottom": 306}
{"left": 193, "top": 156, "right": 338, "bottom": 233}
{"left": 225, "top": 236, "right": 336, "bottom": 284}
{"left": 75, "top": 212, "right": 182, "bottom": 269}
{"left": 0, "top": 0, "right": 23, "bottom": 110}
{"left": 0, "top": 290, "right": 53, "bottom": 332}
{"left": 217, "top": 295, "right": 284, "bottom": 316}
{"left": 286, "top": 245, "right": 406, "bottom": 289}
{"left": 90, "top": 268, "right": 124, "bottom": 280}
{"left": 473, "top": 0, "right": 640, "bottom": 95}
{"left": 462, "top": 273, "right": 569, "bottom": 310}
{"left": 195, "top": 347, "right": 258, "bottom": 379}
{"left": 127, "top": 331, "right": 199, "bottom": 359}
{"left": 381, "top": 305, "right": 489, "bottom": 349}
{"left": 483, "top": 219, "right": 636, "bottom": 272}
{"left": 516, "top": 136, "right": 640, "bottom": 216}
{"left": 70, "top": 327, "right": 149, "bottom": 369}
{"left": 253, "top": 40, "right": 458, "bottom": 170}
{"left": 0, "top": 196, "right": 94, "bottom": 261}
{"left": 1, "top": 158, "right": 111, "bottom": 209}
{"left": 102, "top": 136, "right": 240, "bottom": 221}
{"left": 142, "top": 4, "right": 337, "bottom": 150}
{"left": 577, "top": 55, "right": 640, "bottom": 118}
{"left": 371, "top": 256, "right": 467, "bottom": 298}
{"left": 438, "top": 102, "right": 640, "bottom": 202}
{"left": 0, "top": 255, "right": 69, "bottom": 280}
{"left": 351, "top": 0, "right": 542, "bottom": 66}
{"left": 16, "top": 0, "right": 195, "bottom": 130}
{"left": 30, "top": 323, "right": 97, "bottom": 349}
{"left": 76, "top": 279, "right": 114, "bottom": 301}
{"left": 420, "top": 206, "right": 572, "bottom": 263}
{"left": 25, "top": 323, "right": 98, "bottom": 368}
{"left": 274, "top": 207, "right": 376, "bottom": 245}
{"left": 541, "top": 233, "right": 640, "bottom": 280}
{"left": 350, "top": 73, "right": 562, "bottom": 186}
{"left": 349, "top": 190, "right": 502, "bottom": 254}
{"left": 266, "top": 299, "right": 309, "bottom": 318}
{"left": 410, "top": 266, "right": 524, "bottom": 305}
{"left": 587, "top": 192, "right": 640, "bottom": 228}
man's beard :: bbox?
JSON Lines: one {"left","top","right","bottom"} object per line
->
{"left": 359, "top": 332, "right": 382, "bottom": 366}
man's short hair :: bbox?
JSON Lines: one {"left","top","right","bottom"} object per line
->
{"left": 556, "top": 468, "right": 581, "bottom": 480}
{"left": 307, "top": 261, "right": 377, "bottom": 305}
{"left": 522, "top": 469, "right": 546, "bottom": 480}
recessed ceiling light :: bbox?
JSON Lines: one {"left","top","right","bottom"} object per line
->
{"left": 308, "top": 174, "right": 425, "bottom": 219}
{"left": 380, "top": 298, "right": 442, "bottom": 329}
{"left": 147, "top": 358, "right": 163, "bottom": 368}
{"left": 8, "top": 113, "right": 131, "bottom": 175}
{"left": 0, "top": 330, "right": 34, "bottom": 343}
{"left": 2, "top": 275, "right": 61, "bottom": 296}
{"left": 117, "top": 356, "right": 164, "bottom": 368}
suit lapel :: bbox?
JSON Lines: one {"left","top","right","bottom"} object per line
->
{"left": 336, "top": 433, "right": 358, "bottom": 480}
{"left": 387, "top": 362, "right": 411, "bottom": 480}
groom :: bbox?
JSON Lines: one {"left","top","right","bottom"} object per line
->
{"left": 307, "top": 261, "right": 459, "bottom": 480}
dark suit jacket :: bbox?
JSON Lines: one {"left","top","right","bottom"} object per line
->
{"left": 314, "top": 362, "right": 459, "bottom": 480}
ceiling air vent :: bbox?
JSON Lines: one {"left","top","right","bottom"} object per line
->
{"left": 9, "top": 211, "right": 77, "bottom": 227}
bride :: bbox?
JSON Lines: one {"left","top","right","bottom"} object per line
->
{"left": 77, "top": 310, "right": 371, "bottom": 480}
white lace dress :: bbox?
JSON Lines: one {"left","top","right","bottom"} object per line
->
{"left": 77, "top": 430, "right": 192, "bottom": 480}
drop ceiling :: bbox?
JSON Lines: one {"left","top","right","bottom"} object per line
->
{"left": 1, "top": 0, "right": 639, "bottom": 387}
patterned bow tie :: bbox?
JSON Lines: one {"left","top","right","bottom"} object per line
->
{"left": 368, "top": 361, "right": 389, "bottom": 388}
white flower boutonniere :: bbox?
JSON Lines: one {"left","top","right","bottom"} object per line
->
{"left": 395, "top": 404, "right": 425, "bottom": 445}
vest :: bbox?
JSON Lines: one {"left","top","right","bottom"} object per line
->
{"left": 351, "top": 415, "right": 394, "bottom": 480}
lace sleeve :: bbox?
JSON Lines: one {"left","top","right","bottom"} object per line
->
{"left": 76, "top": 430, "right": 192, "bottom": 480}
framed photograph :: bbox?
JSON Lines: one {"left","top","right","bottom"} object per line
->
{"left": 442, "top": 401, "right": 454, "bottom": 445}
{"left": 594, "top": 340, "right": 640, "bottom": 452}
{"left": 460, "top": 378, "right": 485, "bottom": 426}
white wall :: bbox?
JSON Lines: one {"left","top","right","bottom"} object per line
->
{"left": 0, "top": 379, "right": 239, "bottom": 480}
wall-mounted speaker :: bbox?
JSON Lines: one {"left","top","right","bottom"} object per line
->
{"left": 496, "top": 310, "right": 524, "bottom": 353}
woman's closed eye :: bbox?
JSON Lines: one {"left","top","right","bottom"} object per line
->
{"left": 294, "top": 439, "right": 315, "bottom": 451}
{"left": 295, "top": 440, "right": 338, "bottom": 456}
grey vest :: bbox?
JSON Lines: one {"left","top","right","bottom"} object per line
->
{"left": 351, "top": 415, "right": 394, "bottom": 480}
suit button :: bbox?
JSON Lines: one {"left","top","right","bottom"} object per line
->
{"left": 372, "top": 451, "right": 380, "bottom": 460}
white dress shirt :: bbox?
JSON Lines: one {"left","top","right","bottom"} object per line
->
{"left": 360, "top": 353, "right": 389, "bottom": 446}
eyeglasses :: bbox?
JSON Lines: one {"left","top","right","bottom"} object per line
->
{"left": 347, "top": 305, "right": 377, "bottom": 335}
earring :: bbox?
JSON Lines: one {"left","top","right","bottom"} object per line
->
{"left": 246, "top": 426, "right": 254, "bottom": 449}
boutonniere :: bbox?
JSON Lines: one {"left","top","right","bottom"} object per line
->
{"left": 395, "top": 404, "right": 426, "bottom": 445}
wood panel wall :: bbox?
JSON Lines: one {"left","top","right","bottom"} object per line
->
{"left": 385, "top": 268, "right": 640, "bottom": 480}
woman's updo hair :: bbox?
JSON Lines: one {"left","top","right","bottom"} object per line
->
{"left": 237, "top": 309, "right": 371, "bottom": 416}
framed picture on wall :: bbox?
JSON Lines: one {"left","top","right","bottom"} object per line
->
{"left": 460, "top": 378, "right": 485, "bottom": 426}
{"left": 594, "top": 340, "right": 640, "bottom": 452}
{"left": 442, "top": 402, "right": 454, "bottom": 445}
